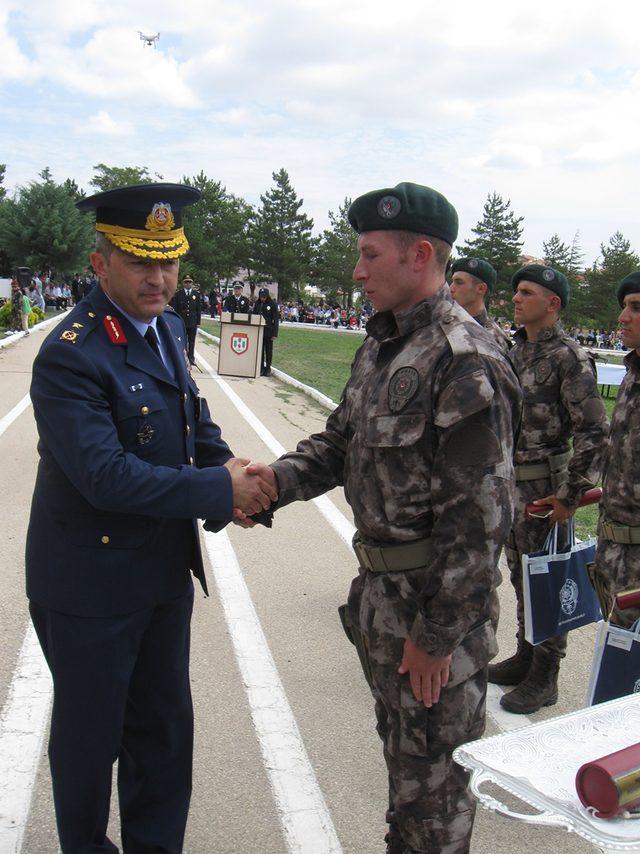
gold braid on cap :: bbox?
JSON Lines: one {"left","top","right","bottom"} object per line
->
{"left": 96, "top": 223, "right": 189, "bottom": 259}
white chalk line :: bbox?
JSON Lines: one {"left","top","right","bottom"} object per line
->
{"left": 202, "top": 527, "right": 342, "bottom": 854}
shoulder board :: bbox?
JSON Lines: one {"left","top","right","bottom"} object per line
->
{"left": 164, "top": 304, "right": 178, "bottom": 315}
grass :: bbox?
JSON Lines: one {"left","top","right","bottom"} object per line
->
{"left": 202, "top": 318, "right": 619, "bottom": 539}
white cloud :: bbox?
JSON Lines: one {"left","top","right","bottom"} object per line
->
{"left": 75, "top": 111, "right": 132, "bottom": 137}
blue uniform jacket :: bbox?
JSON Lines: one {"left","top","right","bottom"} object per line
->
{"left": 26, "top": 286, "right": 234, "bottom": 616}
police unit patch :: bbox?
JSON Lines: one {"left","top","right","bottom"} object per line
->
{"left": 535, "top": 359, "right": 553, "bottom": 384}
{"left": 388, "top": 367, "right": 419, "bottom": 412}
{"left": 231, "top": 332, "right": 249, "bottom": 355}
{"left": 377, "top": 195, "right": 401, "bottom": 219}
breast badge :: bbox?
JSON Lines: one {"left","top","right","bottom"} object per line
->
{"left": 137, "top": 424, "right": 155, "bottom": 445}
{"left": 388, "top": 367, "right": 419, "bottom": 412}
{"left": 535, "top": 359, "right": 553, "bottom": 384}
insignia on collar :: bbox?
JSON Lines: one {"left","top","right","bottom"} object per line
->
{"left": 377, "top": 195, "right": 401, "bottom": 219}
{"left": 60, "top": 330, "right": 77, "bottom": 343}
{"left": 103, "top": 314, "right": 127, "bottom": 345}
{"left": 72, "top": 322, "right": 84, "bottom": 329}
{"left": 388, "top": 367, "right": 420, "bottom": 413}
{"left": 145, "top": 202, "right": 175, "bottom": 232}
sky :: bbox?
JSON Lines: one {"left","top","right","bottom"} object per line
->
{"left": 2, "top": 0, "right": 640, "bottom": 267}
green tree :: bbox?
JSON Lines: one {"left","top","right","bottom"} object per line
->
{"left": 0, "top": 168, "right": 94, "bottom": 275}
{"left": 582, "top": 232, "right": 639, "bottom": 329}
{"left": 457, "top": 192, "right": 524, "bottom": 304}
{"left": 0, "top": 164, "right": 10, "bottom": 275}
{"left": 180, "top": 171, "right": 253, "bottom": 292}
{"left": 542, "top": 231, "right": 587, "bottom": 326}
{"left": 312, "top": 197, "right": 358, "bottom": 306}
{"left": 542, "top": 234, "right": 570, "bottom": 270}
{"left": 90, "top": 164, "right": 162, "bottom": 192}
{"left": 63, "top": 177, "right": 85, "bottom": 202}
{"left": 249, "top": 168, "right": 314, "bottom": 302}
{"left": 0, "top": 164, "right": 6, "bottom": 202}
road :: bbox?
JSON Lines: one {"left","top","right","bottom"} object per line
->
{"left": 0, "top": 323, "right": 599, "bottom": 853}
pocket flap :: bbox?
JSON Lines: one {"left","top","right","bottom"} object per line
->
{"left": 364, "top": 414, "right": 426, "bottom": 447}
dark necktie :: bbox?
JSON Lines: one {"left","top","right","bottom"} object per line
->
{"left": 144, "top": 326, "right": 162, "bottom": 360}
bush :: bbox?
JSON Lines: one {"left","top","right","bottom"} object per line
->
{"left": 0, "top": 301, "right": 46, "bottom": 329}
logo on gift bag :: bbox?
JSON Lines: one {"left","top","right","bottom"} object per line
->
{"left": 231, "top": 333, "right": 249, "bottom": 355}
{"left": 560, "top": 578, "right": 579, "bottom": 616}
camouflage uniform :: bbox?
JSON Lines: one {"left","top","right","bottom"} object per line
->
{"left": 472, "top": 308, "right": 512, "bottom": 354}
{"left": 595, "top": 350, "right": 640, "bottom": 628}
{"left": 505, "top": 323, "right": 608, "bottom": 658}
{"left": 271, "top": 287, "right": 522, "bottom": 854}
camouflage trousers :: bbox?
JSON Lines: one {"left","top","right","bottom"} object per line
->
{"left": 594, "top": 536, "right": 640, "bottom": 628}
{"left": 505, "top": 478, "right": 568, "bottom": 658}
{"left": 346, "top": 570, "right": 489, "bottom": 854}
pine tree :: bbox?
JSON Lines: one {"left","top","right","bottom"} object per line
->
{"left": 0, "top": 168, "right": 94, "bottom": 275}
{"left": 457, "top": 192, "right": 524, "bottom": 303}
{"left": 0, "top": 164, "right": 9, "bottom": 275}
{"left": 583, "top": 232, "right": 639, "bottom": 329}
{"left": 542, "top": 234, "right": 570, "bottom": 271}
{"left": 249, "top": 169, "right": 314, "bottom": 302}
{"left": 181, "top": 171, "right": 253, "bottom": 291}
{"left": 312, "top": 198, "right": 359, "bottom": 306}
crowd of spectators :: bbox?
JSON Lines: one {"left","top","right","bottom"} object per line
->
{"left": 1, "top": 270, "right": 99, "bottom": 333}
{"left": 279, "top": 300, "right": 373, "bottom": 329}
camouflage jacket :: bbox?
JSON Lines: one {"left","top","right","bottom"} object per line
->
{"left": 600, "top": 350, "right": 639, "bottom": 526}
{"left": 271, "top": 287, "right": 522, "bottom": 657}
{"left": 473, "top": 307, "right": 512, "bottom": 354}
{"left": 509, "top": 323, "right": 608, "bottom": 509}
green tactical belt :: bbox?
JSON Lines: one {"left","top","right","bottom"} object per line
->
{"left": 352, "top": 534, "right": 431, "bottom": 573}
{"left": 600, "top": 521, "right": 640, "bottom": 545}
{"left": 515, "top": 449, "right": 571, "bottom": 483}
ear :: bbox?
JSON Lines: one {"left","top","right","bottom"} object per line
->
{"left": 478, "top": 282, "right": 489, "bottom": 298}
{"left": 89, "top": 251, "right": 108, "bottom": 279}
{"left": 548, "top": 294, "right": 561, "bottom": 313}
{"left": 413, "top": 239, "right": 435, "bottom": 271}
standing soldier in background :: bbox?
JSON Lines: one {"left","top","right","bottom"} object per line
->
{"left": 223, "top": 280, "right": 251, "bottom": 314}
{"left": 172, "top": 274, "right": 201, "bottom": 365}
{"left": 10, "top": 278, "right": 23, "bottom": 331}
{"left": 449, "top": 257, "right": 512, "bottom": 353}
{"left": 490, "top": 264, "right": 608, "bottom": 713}
{"left": 253, "top": 182, "right": 522, "bottom": 854}
{"left": 255, "top": 287, "right": 279, "bottom": 376}
{"left": 593, "top": 272, "right": 640, "bottom": 628}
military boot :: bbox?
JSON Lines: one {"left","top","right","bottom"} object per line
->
{"left": 499, "top": 648, "right": 560, "bottom": 714}
{"left": 488, "top": 635, "right": 533, "bottom": 686}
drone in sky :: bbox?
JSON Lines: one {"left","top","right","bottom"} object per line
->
{"left": 138, "top": 31, "right": 160, "bottom": 48}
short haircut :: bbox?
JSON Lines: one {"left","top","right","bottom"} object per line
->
{"left": 95, "top": 232, "right": 114, "bottom": 260}
{"left": 393, "top": 230, "right": 451, "bottom": 270}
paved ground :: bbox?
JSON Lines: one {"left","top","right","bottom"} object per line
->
{"left": 0, "top": 323, "right": 603, "bottom": 853}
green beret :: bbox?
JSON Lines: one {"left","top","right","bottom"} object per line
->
{"left": 511, "top": 264, "right": 569, "bottom": 308}
{"left": 348, "top": 182, "right": 458, "bottom": 246}
{"left": 450, "top": 257, "right": 496, "bottom": 292}
{"left": 617, "top": 271, "right": 640, "bottom": 306}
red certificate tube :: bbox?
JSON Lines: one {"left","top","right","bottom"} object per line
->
{"left": 576, "top": 743, "right": 640, "bottom": 818}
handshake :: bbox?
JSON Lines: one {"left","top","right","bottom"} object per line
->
{"left": 223, "top": 457, "right": 278, "bottom": 529}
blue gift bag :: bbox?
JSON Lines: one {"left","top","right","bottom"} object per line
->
{"left": 587, "top": 620, "right": 640, "bottom": 705}
{"left": 522, "top": 520, "right": 602, "bottom": 645}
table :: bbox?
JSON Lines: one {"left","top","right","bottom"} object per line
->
{"left": 454, "top": 694, "right": 640, "bottom": 852}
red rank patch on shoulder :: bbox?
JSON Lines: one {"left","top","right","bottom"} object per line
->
{"left": 103, "top": 314, "right": 127, "bottom": 345}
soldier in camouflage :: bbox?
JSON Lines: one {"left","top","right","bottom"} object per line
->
{"left": 260, "top": 183, "right": 522, "bottom": 853}
{"left": 449, "top": 257, "right": 512, "bottom": 354}
{"left": 489, "top": 264, "right": 608, "bottom": 714}
{"left": 594, "top": 272, "right": 640, "bottom": 628}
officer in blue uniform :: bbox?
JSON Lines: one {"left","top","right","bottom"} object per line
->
{"left": 172, "top": 275, "right": 202, "bottom": 364}
{"left": 26, "top": 183, "right": 277, "bottom": 854}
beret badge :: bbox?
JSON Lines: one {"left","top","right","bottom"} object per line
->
{"left": 468, "top": 259, "right": 478, "bottom": 269}
{"left": 542, "top": 268, "right": 555, "bottom": 282}
{"left": 377, "top": 195, "right": 401, "bottom": 219}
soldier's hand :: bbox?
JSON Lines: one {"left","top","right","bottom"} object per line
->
{"left": 232, "top": 508, "right": 257, "bottom": 529}
{"left": 224, "top": 458, "right": 278, "bottom": 516}
{"left": 244, "top": 462, "right": 279, "bottom": 499}
{"left": 398, "top": 638, "right": 452, "bottom": 708}
{"left": 532, "top": 494, "right": 574, "bottom": 525}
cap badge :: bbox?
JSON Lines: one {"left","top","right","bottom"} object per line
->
{"left": 468, "top": 259, "right": 478, "bottom": 269}
{"left": 145, "top": 202, "right": 175, "bottom": 232}
{"left": 542, "top": 269, "right": 555, "bottom": 282}
{"left": 377, "top": 195, "right": 401, "bottom": 219}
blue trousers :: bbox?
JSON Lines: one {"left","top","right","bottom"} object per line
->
{"left": 30, "top": 587, "right": 194, "bottom": 854}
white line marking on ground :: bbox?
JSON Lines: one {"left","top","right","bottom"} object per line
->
{"left": 0, "top": 309, "right": 71, "bottom": 349}
{"left": 202, "top": 526, "right": 342, "bottom": 854}
{"left": 0, "top": 625, "right": 52, "bottom": 853}
{"left": 195, "top": 350, "right": 356, "bottom": 550}
{"left": 0, "top": 395, "right": 31, "bottom": 439}
{"left": 485, "top": 683, "right": 533, "bottom": 731}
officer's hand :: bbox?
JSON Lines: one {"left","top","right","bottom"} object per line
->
{"left": 244, "top": 462, "right": 278, "bottom": 499}
{"left": 398, "top": 638, "right": 452, "bottom": 708}
{"left": 533, "top": 494, "right": 574, "bottom": 525}
{"left": 224, "top": 458, "right": 278, "bottom": 515}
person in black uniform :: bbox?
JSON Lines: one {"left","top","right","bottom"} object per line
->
{"left": 172, "top": 274, "right": 201, "bottom": 364}
{"left": 26, "top": 183, "right": 278, "bottom": 854}
{"left": 255, "top": 286, "right": 279, "bottom": 376}
{"left": 222, "top": 280, "right": 251, "bottom": 313}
